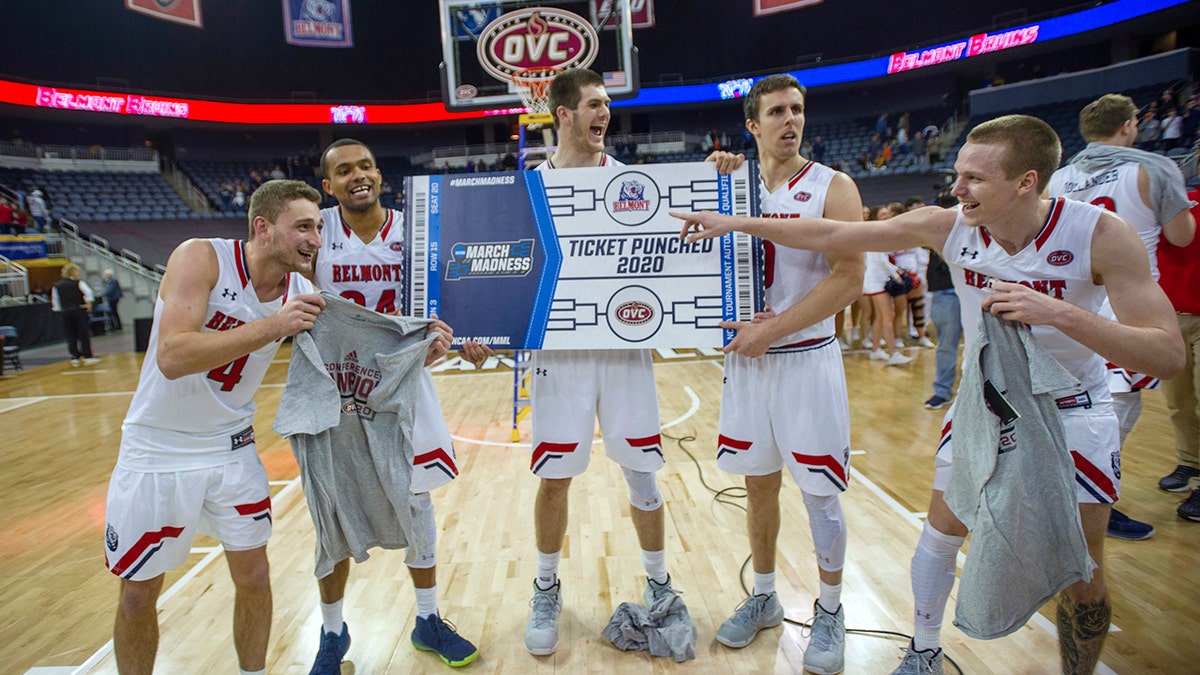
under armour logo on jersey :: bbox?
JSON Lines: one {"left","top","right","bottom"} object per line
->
{"left": 535, "top": 367, "right": 548, "bottom": 376}
{"left": 331, "top": 242, "right": 345, "bottom": 250}
{"left": 221, "top": 288, "right": 237, "bottom": 301}
{"left": 960, "top": 247, "right": 978, "bottom": 260}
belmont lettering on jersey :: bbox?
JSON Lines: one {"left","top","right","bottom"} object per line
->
{"left": 962, "top": 268, "right": 1067, "bottom": 299}
{"left": 332, "top": 263, "right": 404, "bottom": 283}
{"left": 205, "top": 310, "right": 246, "bottom": 332}
{"left": 1061, "top": 168, "right": 1120, "bottom": 194}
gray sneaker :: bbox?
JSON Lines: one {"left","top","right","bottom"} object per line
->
{"left": 803, "top": 601, "right": 845, "bottom": 674}
{"left": 644, "top": 576, "right": 678, "bottom": 607}
{"left": 890, "top": 642, "right": 944, "bottom": 675}
{"left": 525, "top": 580, "right": 562, "bottom": 656}
{"left": 716, "top": 592, "right": 784, "bottom": 648}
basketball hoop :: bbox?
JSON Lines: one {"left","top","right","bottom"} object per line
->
{"left": 512, "top": 66, "right": 562, "bottom": 126}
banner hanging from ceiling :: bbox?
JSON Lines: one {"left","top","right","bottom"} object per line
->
{"left": 125, "top": 0, "right": 203, "bottom": 28}
{"left": 283, "top": 0, "right": 353, "bottom": 48}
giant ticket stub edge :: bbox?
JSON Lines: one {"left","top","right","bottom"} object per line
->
{"left": 404, "top": 161, "right": 763, "bottom": 349}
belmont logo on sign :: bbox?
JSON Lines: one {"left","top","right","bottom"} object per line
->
{"left": 604, "top": 171, "right": 661, "bottom": 226}
{"left": 1046, "top": 250, "right": 1074, "bottom": 266}
{"left": 615, "top": 300, "right": 654, "bottom": 326}
{"left": 476, "top": 8, "right": 599, "bottom": 81}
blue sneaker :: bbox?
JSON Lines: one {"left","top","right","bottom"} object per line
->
{"left": 310, "top": 622, "right": 350, "bottom": 675}
{"left": 412, "top": 613, "right": 479, "bottom": 667}
{"left": 1106, "top": 509, "right": 1155, "bottom": 540}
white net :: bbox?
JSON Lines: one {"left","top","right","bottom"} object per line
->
{"left": 512, "top": 67, "right": 562, "bottom": 116}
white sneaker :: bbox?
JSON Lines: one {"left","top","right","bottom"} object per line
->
{"left": 837, "top": 338, "right": 849, "bottom": 351}
{"left": 716, "top": 592, "right": 784, "bottom": 648}
{"left": 869, "top": 348, "right": 889, "bottom": 361}
{"left": 82, "top": 357, "right": 102, "bottom": 365}
{"left": 917, "top": 337, "right": 936, "bottom": 348}
{"left": 861, "top": 338, "right": 874, "bottom": 350}
{"left": 894, "top": 338, "right": 905, "bottom": 349}
{"left": 886, "top": 352, "right": 914, "bottom": 366}
{"left": 70, "top": 359, "right": 81, "bottom": 367}
{"left": 849, "top": 327, "right": 860, "bottom": 343}
{"left": 525, "top": 580, "right": 562, "bottom": 655}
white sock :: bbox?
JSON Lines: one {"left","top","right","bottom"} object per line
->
{"left": 239, "top": 670, "right": 265, "bottom": 675}
{"left": 414, "top": 585, "right": 438, "bottom": 619}
{"left": 818, "top": 580, "right": 842, "bottom": 613}
{"left": 320, "top": 599, "right": 344, "bottom": 635}
{"left": 536, "top": 550, "right": 561, "bottom": 589}
{"left": 753, "top": 571, "right": 776, "bottom": 596}
{"left": 642, "top": 549, "right": 668, "bottom": 585}
{"left": 911, "top": 522, "right": 964, "bottom": 652}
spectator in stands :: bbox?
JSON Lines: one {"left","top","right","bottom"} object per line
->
{"left": 1181, "top": 97, "right": 1200, "bottom": 145}
{"left": 895, "top": 126, "right": 911, "bottom": 156}
{"left": 868, "top": 133, "right": 885, "bottom": 165}
{"left": 233, "top": 182, "right": 248, "bottom": 212}
{"left": 52, "top": 263, "right": 99, "bottom": 367}
{"left": 102, "top": 269, "right": 123, "bottom": 332}
{"left": 11, "top": 205, "right": 29, "bottom": 235}
{"left": 219, "top": 182, "right": 235, "bottom": 212}
{"left": 811, "top": 135, "right": 827, "bottom": 164}
{"left": 269, "top": 164, "right": 287, "bottom": 180}
{"left": 1137, "top": 110, "right": 1161, "bottom": 150}
{"left": 702, "top": 129, "right": 717, "bottom": 153}
{"left": 0, "top": 197, "right": 12, "bottom": 235}
{"left": 1161, "top": 107, "right": 1184, "bottom": 151}
{"left": 924, "top": 127, "right": 943, "bottom": 164}
{"left": 248, "top": 170, "right": 264, "bottom": 193}
{"left": 876, "top": 112, "right": 891, "bottom": 140}
{"left": 27, "top": 189, "right": 48, "bottom": 232}
{"left": 910, "top": 129, "right": 927, "bottom": 165}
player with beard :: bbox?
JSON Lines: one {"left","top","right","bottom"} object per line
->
{"left": 302, "top": 139, "right": 489, "bottom": 672}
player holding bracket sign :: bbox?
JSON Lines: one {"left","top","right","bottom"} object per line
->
{"left": 523, "top": 68, "right": 695, "bottom": 659}
{"left": 704, "top": 74, "right": 865, "bottom": 675}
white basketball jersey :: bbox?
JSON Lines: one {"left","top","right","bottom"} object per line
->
{"left": 759, "top": 161, "right": 836, "bottom": 346}
{"left": 1048, "top": 160, "right": 1159, "bottom": 278}
{"left": 122, "top": 239, "right": 313, "bottom": 468}
{"left": 942, "top": 198, "right": 1109, "bottom": 398}
{"left": 315, "top": 207, "right": 406, "bottom": 313}
{"left": 537, "top": 153, "right": 623, "bottom": 171}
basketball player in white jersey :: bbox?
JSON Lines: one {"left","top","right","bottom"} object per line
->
{"left": 1048, "top": 93, "right": 1196, "bottom": 540}
{"left": 104, "top": 180, "right": 325, "bottom": 675}
{"left": 701, "top": 74, "right": 864, "bottom": 674}
{"left": 524, "top": 68, "right": 690, "bottom": 657}
{"left": 302, "top": 139, "right": 486, "bottom": 672}
{"left": 675, "top": 115, "right": 1185, "bottom": 675}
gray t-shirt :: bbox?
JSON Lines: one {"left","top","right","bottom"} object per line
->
{"left": 274, "top": 292, "right": 433, "bottom": 578}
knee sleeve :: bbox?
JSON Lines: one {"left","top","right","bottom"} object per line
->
{"left": 405, "top": 492, "right": 438, "bottom": 569}
{"left": 910, "top": 521, "right": 964, "bottom": 629}
{"left": 622, "top": 468, "right": 663, "bottom": 512}
{"left": 802, "top": 492, "right": 847, "bottom": 573}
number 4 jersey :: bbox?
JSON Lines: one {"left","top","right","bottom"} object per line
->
{"left": 120, "top": 239, "right": 314, "bottom": 472}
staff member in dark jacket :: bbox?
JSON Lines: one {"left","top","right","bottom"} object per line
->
{"left": 102, "top": 268, "right": 123, "bottom": 331}
{"left": 52, "top": 263, "right": 100, "bottom": 366}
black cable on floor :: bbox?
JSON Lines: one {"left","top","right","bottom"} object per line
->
{"left": 663, "top": 428, "right": 965, "bottom": 674}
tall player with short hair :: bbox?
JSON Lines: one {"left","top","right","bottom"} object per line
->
{"left": 523, "top": 68, "right": 691, "bottom": 657}
{"left": 105, "top": 179, "right": 326, "bottom": 675}
{"left": 675, "top": 114, "right": 1185, "bottom": 675}
{"left": 1048, "top": 93, "right": 1196, "bottom": 539}
{"left": 301, "top": 138, "right": 486, "bottom": 672}
{"left": 705, "top": 74, "right": 865, "bottom": 675}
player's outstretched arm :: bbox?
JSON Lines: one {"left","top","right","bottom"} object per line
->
{"left": 673, "top": 205, "right": 954, "bottom": 254}
{"left": 156, "top": 239, "right": 325, "bottom": 379}
{"left": 981, "top": 212, "right": 1185, "bottom": 379}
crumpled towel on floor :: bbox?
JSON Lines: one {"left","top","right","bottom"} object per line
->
{"left": 602, "top": 592, "right": 697, "bottom": 662}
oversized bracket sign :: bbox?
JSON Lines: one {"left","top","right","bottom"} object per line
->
{"left": 404, "top": 161, "right": 764, "bottom": 349}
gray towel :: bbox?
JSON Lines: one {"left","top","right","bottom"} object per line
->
{"left": 602, "top": 593, "right": 697, "bottom": 662}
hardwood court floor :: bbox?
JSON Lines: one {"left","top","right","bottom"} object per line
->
{"left": 2, "top": 345, "right": 1196, "bottom": 674}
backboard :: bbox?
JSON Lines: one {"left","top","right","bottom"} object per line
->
{"left": 439, "top": 0, "right": 638, "bottom": 113}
